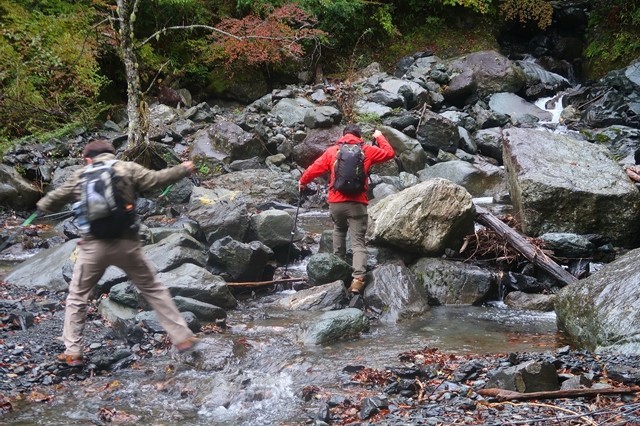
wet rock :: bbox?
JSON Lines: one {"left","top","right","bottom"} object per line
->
{"left": 159, "top": 263, "right": 237, "bottom": 309}
{"left": 173, "top": 296, "right": 226, "bottom": 322}
{"left": 359, "top": 396, "right": 388, "bottom": 420}
{"left": 277, "top": 280, "right": 347, "bottom": 311}
{"left": 504, "top": 291, "right": 556, "bottom": 311}
{"left": 306, "top": 253, "right": 352, "bottom": 286}
{"left": 249, "top": 209, "right": 295, "bottom": 249}
{"left": 411, "top": 257, "right": 495, "bottom": 305}
{"left": 187, "top": 186, "right": 250, "bottom": 243}
{"left": 5, "top": 239, "right": 78, "bottom": 291}
{"left": 503, "top": 127, "right": 640, "bottom": 246}
{"left": 368, "top": 179, "right": 475, "bottom": 256}
{"left": 556, "top": 247, "right": 640, "bottom": 354}
{"left": 208, "top": 236, "right": 272, "bottom": 282}
{"left": 365, "top": 262, "right": 429, "bottom": 323}
{"left": 486, "top": 360, "right": 559, "bottom": 392}
{"left": 298, "top": 308, "right": 369, "bottom": 345}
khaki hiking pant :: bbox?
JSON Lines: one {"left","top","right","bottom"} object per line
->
{"left": 63, "top": 237, "right": 193, "bottom": 356}
{"left": 329, "top": 201, "right": 368, "bottom": 279}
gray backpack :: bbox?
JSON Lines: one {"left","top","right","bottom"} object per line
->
{"left": 332, "top": 143, "right": 366, "bottom": 194}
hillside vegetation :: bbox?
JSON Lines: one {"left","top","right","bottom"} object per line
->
{"left": 0, "top": 0, "right": 638, "bottom": 145}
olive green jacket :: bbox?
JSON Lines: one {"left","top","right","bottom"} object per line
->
{"left": 36, "top": 153, "right": 190, "bottom": 213}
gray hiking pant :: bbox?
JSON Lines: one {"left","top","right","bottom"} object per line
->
{"left": 63, "top": 237, "right": 193, "bottom": 355}
{"left": 329, "top": 201, "right": 368, "bottom": 278}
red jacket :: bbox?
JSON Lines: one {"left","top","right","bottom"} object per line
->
{"left": 299, "top": 132, "right": 395, "bottom": 204}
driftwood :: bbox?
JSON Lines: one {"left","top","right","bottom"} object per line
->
{"left": 478, "top": 386, "right": 640, "bottom": 402}
{"left": 225, "top": 277, "right": 307, "bottom": 288}
{"left": 474, "top": 205, "right": 578, "bottom": 287}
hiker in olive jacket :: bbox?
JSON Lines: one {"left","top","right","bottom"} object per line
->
{"left": 37, "top": 140, "right": 198, "bottom": 366}
{"left": 298, "top": 124, "right": 395, "bottom": 294}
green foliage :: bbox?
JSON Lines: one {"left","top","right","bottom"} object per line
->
{"left": 198, "top": 162, "right": 211, "bottom": 175}
{"left": 297, "top": 0, "right": 370, "bottom": 47}
{"left": 355, "top": 112, "right": 382, "bottom": 125}
{"left": 236, "top": 0, "right": 284, "bottom": 14}
{"left": 499, "top": 0, "right": 553, "bottom": 30}
{"left": 372, "top": 4, "right": 399, "bottom": 38}
{"left": 442, "top": 0, "right": 492, "bottom": 14}
{"left": 0, "top": 1, "right": 107, "bottom": 139}
{"left": 373, "top": 16, "right": 497, "bottom": 70}
{"left": 584, "top": 1, "right": 640, "bottom": 77}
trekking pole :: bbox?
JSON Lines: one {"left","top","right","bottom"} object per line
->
{"left": 283, "top": 191, "right": 304, "bottom": 278}
{"left": 159, "top": 184, "right": 173, "bottom": 199}
{"left": 39, "top": 210, "right": 74, "bottom": 220}
{"left": 0, "top": 211, "right": 39, "bottom": 253}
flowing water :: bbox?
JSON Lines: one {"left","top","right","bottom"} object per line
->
{"left": 3, "top": 97, "right": 571, "bottom": 423}
{"left": 3, "top": 209, "right": 567, "bottom": 425}
{"left": 4, "top": 300, "right": 564, "bottom": 425}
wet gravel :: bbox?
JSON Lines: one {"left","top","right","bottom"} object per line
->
{"left": 3, "top": 280, "right": 640, "bottom": 425}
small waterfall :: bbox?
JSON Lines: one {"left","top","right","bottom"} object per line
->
{"left": 535, "top": 94, "right": 564, "bottom": 124}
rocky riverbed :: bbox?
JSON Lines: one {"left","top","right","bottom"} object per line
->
{"left": 2, "top": 279, "right": 640, "bottom": 425}
{"left": 1, "top": 37, "right": 640, "bottom": 424}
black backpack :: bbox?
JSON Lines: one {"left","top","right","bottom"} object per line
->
{"left": 333, "top": 142, "right": 366, "bottom": 194}
{"left": 75, "top": 160, "right": 137, "bottom": 239}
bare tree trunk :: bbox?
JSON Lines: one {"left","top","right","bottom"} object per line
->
{"left": 116, "top": 0, "right": 148, "bottom": 148}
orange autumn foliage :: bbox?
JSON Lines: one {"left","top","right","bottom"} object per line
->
{"left": 212, "top": 4, "right": 326, "bottom": 68}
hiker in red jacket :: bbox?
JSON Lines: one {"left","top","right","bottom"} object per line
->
{"left": 298, "top": 124, "right": 395, "bottom": 294}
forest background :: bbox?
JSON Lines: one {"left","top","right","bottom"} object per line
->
{"left": 1, "top": 0, "right": 639, "bottom": 150}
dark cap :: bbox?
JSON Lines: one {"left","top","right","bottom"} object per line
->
{"left": 82, "top": 140, "right": 115, "bottom": 158}
{"left": 343, "top": 124, "right": 362, "bottom": 138}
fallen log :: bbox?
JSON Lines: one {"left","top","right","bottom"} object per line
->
{"left": 474, "top": 205, "right": 577, "bottom": 287}
{"left": 478, "top": 386, "right": 640, "bottom": 401}
{"left": 225, "top": 277, "right": 307, "bottom": 288}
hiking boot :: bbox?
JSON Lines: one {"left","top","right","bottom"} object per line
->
{"left": 348, "top": 277, "right": 366, "bottom": 294}
{"left": 56, "top": 353, "right": 84, "bottom": 367}
{"left": 175, "top": 336, "right": 200, "bottom": 353}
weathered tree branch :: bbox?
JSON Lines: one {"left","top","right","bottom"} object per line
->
{"left": 140, "top": 24, "right": 319, "bottom": 47}
{"left": 141, "top": 25, "right": 242, "bottom": 46}
{"left": 474, "top": 205, "right": 578, "bottom": 287}
{"left": 478, "top": 386, "right": 640, "bottom": 401}
{"left": 226, "top": 278, "right": 307, "bottom": 288}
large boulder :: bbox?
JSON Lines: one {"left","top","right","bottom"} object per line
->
{"left": 415, "top": 110, "right": 459, "bottom": 154}
{"left": 5, "top": 239, "right": 78, "bottom": 291}
{"left": 203, "top": 169, "right": 298, "bottom": 209}
{"left": 445, "top": 50, "right": 526, "bottom": 102}
{"left": 272, "top": 97, "right": 315, "bottom": 127}
{"left": 503, "top": 128, "right": 640, "bottom": 246}
{"left": 364, "top": 262, "right": 429, "bottom": 323}
{"left": 368, "top": 178, "right": 475, "bottom": 256}
{"left": 0, "top": 164, "right": 42, "bottom": 210}
{"left": 293, "top": 126, "right": 344, "bottom": 168}
{"left": 187, "top": 186, "right": 250, "bottom": 244}
{"left": 555, "top": 248, "right": 640, "bottom": 354}
{"left": 410, "top": 258, "right": 496, "bottom": 305}
{"left": 208, "top": 236, "right": 273, "bottom": 282}
{"left": 488, "top": 93, "right": 553, "bottom": 123}
{"left": 190, "top": 121, "right": 267, "bottom": 163}
{"left": 249, "top": 209, "right": 294, "bottom": 248}
{"left": 417, "top": 160, "right": 504, "bottom": 198}
{"left": 277, "top": 281, "right": 347, "bottom": 311}
{"left": 379, "top": 126, "right": 429, "bottom": 174}
{"left": 158, "top": 263, "right": 237, "bottom": 309}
